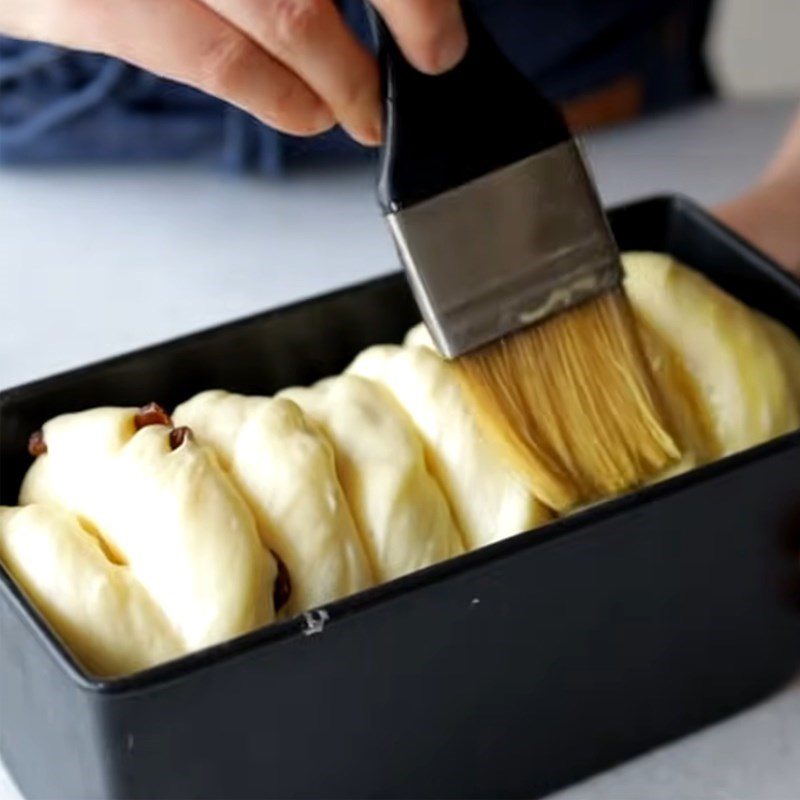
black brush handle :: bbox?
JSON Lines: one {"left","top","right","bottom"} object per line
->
{"left": 367, "top": 2, "right": 572, "bottom": 213}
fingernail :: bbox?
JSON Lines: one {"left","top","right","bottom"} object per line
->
{"left": 346, "top": 101, "right": 382, "bottom": 147}
{"left": 433, "top": 23, "right": 468, "bottom": 73}
{"left": 411, "top": 20, "right": 468, "bottom": 75}
{"left": 310, "top": 104, "right": 335, "bottom": 133}
{"left": 363, "top": 113, "right": 383, "bottom": 146}
{"left": 348, "top": 122, "right": 382, "bottom": 148}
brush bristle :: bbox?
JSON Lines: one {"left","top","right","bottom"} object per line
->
{"left": 455, "top": 289, "right": 680, "bottom": 511}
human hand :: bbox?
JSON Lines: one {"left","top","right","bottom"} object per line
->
{"left": 715, "top": 108, "right": 800, "bottom": 277}
{"left": 1, "top": 0, "right": 467, "bottom": 145}
{"left": 715, "top": 180, "right": 800, "bottom": 278}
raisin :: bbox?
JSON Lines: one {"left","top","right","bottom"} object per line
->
{"left": 134, "top": 402, "right": 172, "bottom": 430}
{"left": 27, "top": 430, "right": 47, "bottom": 457}
{"left": 169, "top": 426, "right": 193, "bottom": 450}
{"left": 271, "top": 550, "right": 292, "bottom": 612}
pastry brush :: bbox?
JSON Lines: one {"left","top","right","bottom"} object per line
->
{"left": 369, "top": 3, "right": 679, "bottom": 512}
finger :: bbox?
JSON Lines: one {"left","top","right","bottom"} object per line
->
{"left": 203, "top": 0, "right": 381, "bottom": 146}
{"left": 22, "top": 0, "right": 335, "bottom": 136}
{"left": 0, "top": 0, "right": 51, "bottom": 39}
{"left": 370, "top": 0, "right": 467, "bottom": 74}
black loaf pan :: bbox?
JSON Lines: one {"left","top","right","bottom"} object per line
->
{"left": 1, "top": 196, "right": 799, "bottom": 800}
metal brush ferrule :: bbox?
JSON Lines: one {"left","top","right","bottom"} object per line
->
{"left": 386, "top": 140, "right": 622, "bottom": 358}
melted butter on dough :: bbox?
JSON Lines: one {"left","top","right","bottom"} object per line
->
{"left": 757, "top": 311, "right": 800, "bottom": 408}
{"left": 174, "top": 392, "right": 374, "bottom": 614}
{"left": 0, "top": 504, "right": 184, "bottom": 676}
{"left": 410, "top": 315, "right": 711, "bottom": 485}
{"left": 19, "top": 408, "right": 274, "bottom": 651}
{"left": 280, "top": 374, "right": 464, "bottom": 581}
{"left": 633, "top": 318, "right": 717, "bottom": 475}
{"left": 623, "top": 252, "right": 800, "bottom": 456}
{"left": 347, "top": 344, "right": 551, "bottom": 548}
{"left": 407, "top": 248, "right": 800, "bottom": 485}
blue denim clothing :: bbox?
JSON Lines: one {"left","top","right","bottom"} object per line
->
{"left": 0, "top": 0, "right": 714, "bottom": 174}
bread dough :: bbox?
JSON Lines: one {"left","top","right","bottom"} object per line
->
{"left": 280, "top": 374, "right": 464, "bottom": 581}
{"left": 174, "top": 391, "right": 374, "bottom": 614}
{"left": 20, "top": 407, "right": 274, "bottom": 651}
{"left": 407, "top": 320, "right": 712, "bottom": 473}
{"left": 403, "top": 324, "right": 436, "bottom": 351}
{"left": 0, "top": 504, "right": 184, "bottom": 676}
{"left": 407, "top": 250, "right": 800, "bottom": 480}
{"left": 623, "top": 252, "right": 800, "bottom": 457}
{"left": 6, "top": 253, "right": 799, "bottom": 678}
{"left": 757, "top": 311, "right": 800, "bottom": 406}
{"left": 347, "top": 344, "right": 550, "bottom": 548}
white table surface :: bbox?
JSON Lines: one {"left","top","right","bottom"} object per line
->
{"left": 1, "top": 98, "right": 799, "bottom": 799}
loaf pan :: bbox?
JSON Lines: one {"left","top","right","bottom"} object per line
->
{"left": 1, "top": 196, "right": 799, "bottom": 800}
